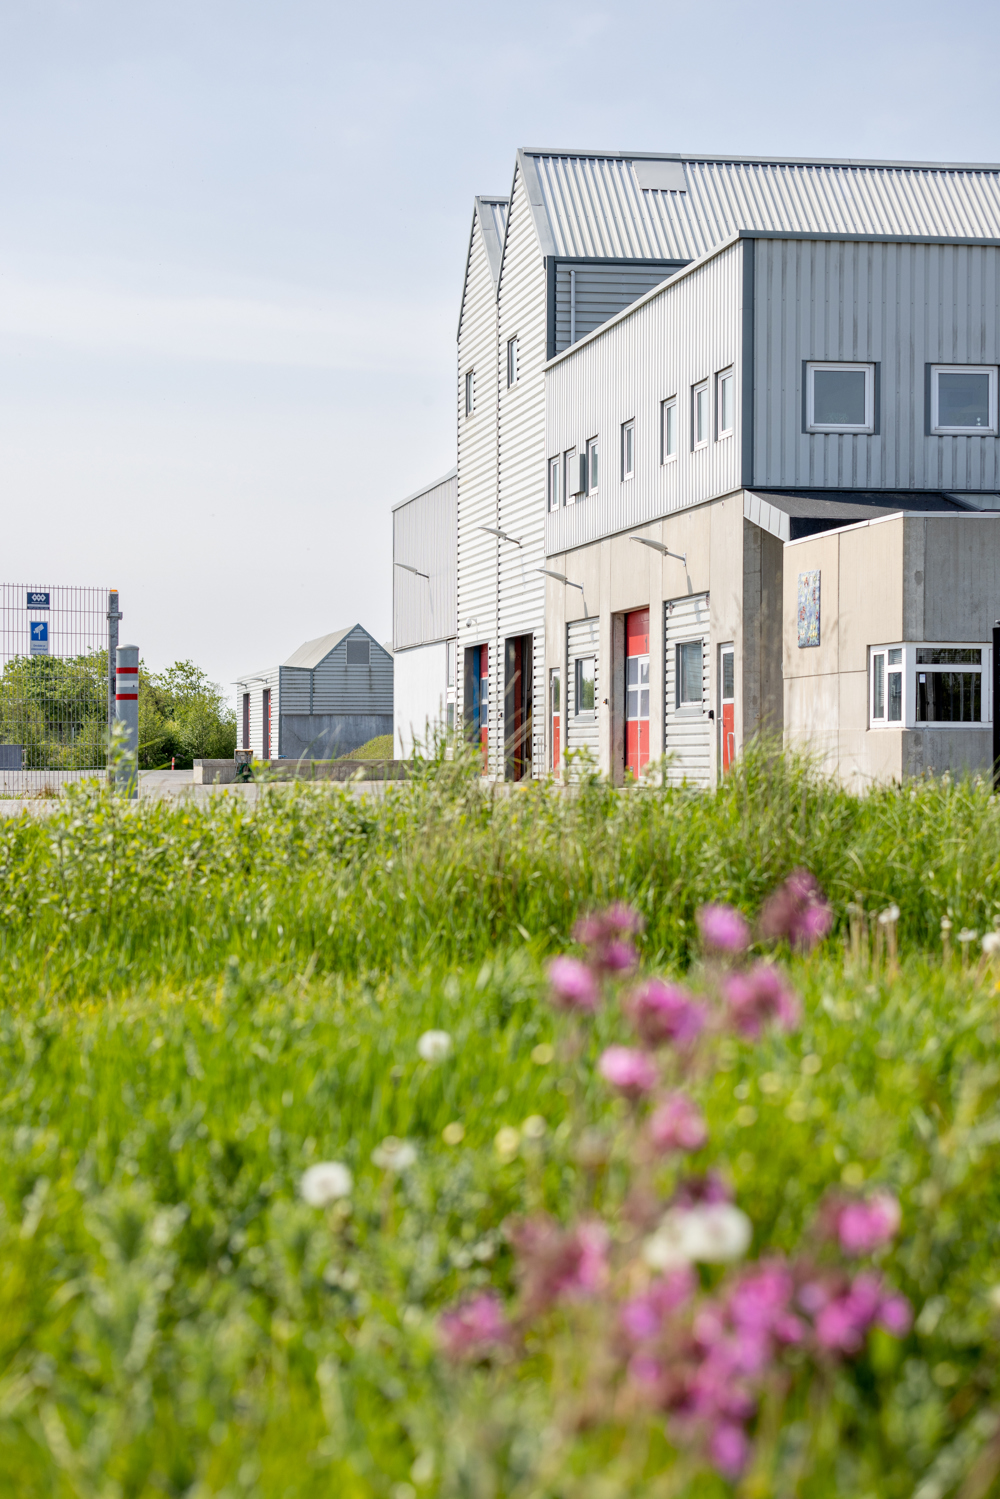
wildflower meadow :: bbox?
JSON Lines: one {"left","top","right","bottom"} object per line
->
{"left": 1, "top": 747, "right": 1000, "bottom": 1497}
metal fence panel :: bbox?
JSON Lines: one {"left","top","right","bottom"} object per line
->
{"left": 0, "top": 584, "right": 113, "bottom": 796}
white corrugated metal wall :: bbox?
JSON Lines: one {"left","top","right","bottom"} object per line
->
{"left": 752, "top": 238, "right": 1000, "bottom": 492}
{"left": 497, "top": 166, "right": 547, "bottom": 778}
{"left": 393, "top": 473, "right": 457, "bottom": 651}
{"left": 235, "top": 667, "right": 279, "bottom": 760}
{"left": 457, "top": 202, "right": 502, "bottom": 760}
{"left": 545, "top": 241, "right": 743, "bottom": 557}
{"left": 664, "top": 594, "right": 711, "bottom": 785}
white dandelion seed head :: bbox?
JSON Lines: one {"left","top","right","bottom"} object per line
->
{"left": 372, "top": 1136, "right": 417, "bottom": 1171}
{"left": 300, "top": 1161, "right": 353, "bottom": 1206}
{"left": 417, "top": 1030, "right": 453, "bottom": 1062}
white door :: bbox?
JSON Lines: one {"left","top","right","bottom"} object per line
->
{"left": 664, "top": 594, "right": 711, "bottom": 786}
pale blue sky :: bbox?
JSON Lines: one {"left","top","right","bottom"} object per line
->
{"left": 1, "top": 0, "right": 998, "bottom": 692}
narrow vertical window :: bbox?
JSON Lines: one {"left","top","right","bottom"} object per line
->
{"left": 621, "top": 420, "right": 635, "bottom": 480}
{"left": 548, "top": 455, "right": 561, "bottom": 512}
{"left": 587, "top": 437, "right": 599, "bottom": 493}
{"left": 693, "top": 382, "right": 709, "bottom": 449}
{"left": 872, "top": 652, "right": 885, "bottom": 720}
{"left": 887, "top": 646, "right": 903, "bottom": 722}
{"left": 465, "top": 369, "right": 475, "bottom": 416}
{"left": 242, "top": 692, "right": 250, "bottom": 750}
{"left": 661, "top": 397, "right": 677, "bottom": 461}
{"left": 717, "top": 369, "right": 734, "bottom": 437}
{"left": 506, "top": 337, "right": 518, "bottom": 387}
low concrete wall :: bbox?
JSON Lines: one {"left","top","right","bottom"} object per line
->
{"left": 193, "top": 758, "right": 410, "bottom": 784}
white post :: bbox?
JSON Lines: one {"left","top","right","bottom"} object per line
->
{"left": 115, "top": 644, "right": 139, "bottom": 798}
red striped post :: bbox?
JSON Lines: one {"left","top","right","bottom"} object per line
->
{"left": 115, "top": 644, "right": 139, "bottom": 798}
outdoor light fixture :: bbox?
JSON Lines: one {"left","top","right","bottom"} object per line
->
{"left": 394, "top": 562, "right": 430, "bottom": 580}
{"left": 630, "top": 535, "right": 687, "bottom": 565}
{"left": 479, "top": 525, "right": 522, "bottom": 547}
{"left": 535, "top": 567, "right": 585, "bottom": 594}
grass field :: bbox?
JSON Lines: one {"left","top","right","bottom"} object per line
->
{"left": 2, "top": 748, "right": 1000, "bottom": 1497}
{"left": 339, "top": 734, "right": 395, "bottom": 760}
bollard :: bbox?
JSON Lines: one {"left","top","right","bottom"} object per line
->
{"left": 115, "top": 644, "right": 140, "bottom": 798}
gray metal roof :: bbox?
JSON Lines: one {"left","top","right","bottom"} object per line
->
{"left": 517, "top": 149, "right": 1000, "bottom": 263}
{"left": 282, "top": 627, "right": 353, "bottom": 670}
{"left": 746, "top": 489, "right": 1000, "bottom": 544}
{"left": 476, "top": 196, "right": 509, "bottom": 287}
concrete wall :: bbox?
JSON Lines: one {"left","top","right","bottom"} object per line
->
{"left": 393, "top": 640, "right": 451, "bottom": 758}
{"left": 546, "top": 492, "right": 780, "bottom": 782}
{"left": 783, "top": 513, "right": 1000, "bottom": 786}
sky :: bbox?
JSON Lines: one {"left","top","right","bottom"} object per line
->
{"left": 1, "top": 0, "right": 999, "bottom": 699}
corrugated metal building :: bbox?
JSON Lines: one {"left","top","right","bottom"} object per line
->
{"left": 236, "top": 624, "right": 393, "bottom": 760}
{"left": 393, "top": 470, "right": 457, "bottom": 756}
{"left": 406, "top": 146, "right": 1000, "bottom": 784}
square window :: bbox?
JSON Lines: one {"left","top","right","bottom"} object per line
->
{"left": 676, "top": 640, "right": 703, "bottom": 706}
{"left": 693, "top": 382, "right": 709, "bottom": 448}
{"left": 548, "top": 455, "right": 561, "bottom": 512}
{"left": 506, "top": 337, "right": 518, "bottom": 387}
{"left": 662, "top": 397, "right": 677, "bottom": 461}
{"left": 717, "top": 369, "right": 734, "bottom": 437}
{"left": 575, "top": 656, "right": 595, "bottom": 713}
{"left": 465, "top": 370, "right": 475, "bottom": 416}
{"left": 587, "top": 437, "right": 599, "bottom": 493}
{"left": 930, "top": 365, "right": 997, "bottom": 434}
{"left": 621, "top": 420, "right": 635, "bottom": 480}
{"left": 346, "top": 638, "right": 370, "bottom": 666}
{"left": 806, "top": 362, "right": 875, "bottom": 432}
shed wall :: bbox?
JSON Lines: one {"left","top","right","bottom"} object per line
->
{"left": 553, "top": 261, "right": 685, "bottom": 353}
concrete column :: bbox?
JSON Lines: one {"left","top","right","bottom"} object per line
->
{"left": 115, "top": 644, "right": 139, "bottom": 798}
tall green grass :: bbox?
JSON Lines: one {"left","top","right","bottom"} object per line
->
{"left": 0, "top": 749, "right": 998, "bottom": 1495}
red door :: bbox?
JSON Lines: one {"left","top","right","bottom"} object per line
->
{"left": 478, "top": 645, "right": 488, "bottom": 771}
{"left": 625, "top": 609, "right": 650, "bottom": 779}
{"left": 720, "top": 646, "right": 735, "bottom": 773}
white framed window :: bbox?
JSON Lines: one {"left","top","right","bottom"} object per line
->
{"left": 621, "top": 420, "right": 635, "bottom": 480}
{"left": 548, "top": 455, "right": 561, "bottom": 512}
{"left": 869, "top": 643, "right": 991, "bottom": 728}
{"left": 506, "top": 337, "right": 518, "bottom": 388}
{"left": 575, "top": 656, "right": 596, "bottom": 714}
{"left": 661, "top": 397, "right": 677, "bottom": 462}
{"left": 464, "top": 369, "right": 475, "bottom": 416}
{"left": 693, "top": 381, "right": 709, "bottom": 449}
{"left": 676, "top": 639, "right": 703, "bottom": 709}
{"left": 806, "top": 362, "right": 875, "bottom": 433}
{"left": 565, "top": 447, "right": 580, "bottom": 504}
{"left": 587, "top": 436, "right": 599, "bottom": 494}
{"left": 929, "top": 365, "right": 998, "bottom": 434}
{"left": 717, "top": 368, "right": 734, "bottom": 438}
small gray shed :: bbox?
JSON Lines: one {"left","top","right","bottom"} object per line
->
{"left": 236, "top": 624, "right": 393, "bottom": 760}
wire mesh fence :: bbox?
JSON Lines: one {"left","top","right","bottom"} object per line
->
{"left": 0, "top": 585, "right": 114, "bottom": 796}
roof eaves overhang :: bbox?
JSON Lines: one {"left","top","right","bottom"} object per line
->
{"left": 520, "top": 147, "right": 1000, "bottom": 174}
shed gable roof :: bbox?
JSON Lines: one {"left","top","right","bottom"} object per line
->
{"left": 282, "top": 624, "right": 388, "bottom": 672}
{"left": 457, "top": 195, "right": 509, "bottom": 338}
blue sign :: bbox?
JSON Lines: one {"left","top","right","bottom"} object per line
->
{"left": 30, "top": 622, "right": 48, "bottom": 643}
{"left": 26, "top": 591, "right": 50, "bottom": 608}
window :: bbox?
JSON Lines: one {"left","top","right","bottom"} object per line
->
{"left": 242, "top": 692, "right": 250, "bottom": 750}
{"left": 870, "top": 643, "right": 989, "bottom": 728}
{"left": 717, "top": 369, "right": 734, "bottom": 437}
{"left": 621, "top": 420, "right": 635, "bottom": 480}
{"left": 575, "top": 656, "right": 596, "bottom": 714}
{"left": 550, "top": 668, "right": 561, "bottom": 773}
{"left": 563, "top": 446, "right": 578, "bottom": 506}
{"left": 346, "top": 638, "right": 370, "bottom": 666}
{"left": 506, "top": 337, "right": 518, "bottom": 387}
{"left": 661, "top": 397, "right": 677, "bottom": 461}
{"left": 676, "top": 640, "right": 703, "bottom": 707}
{"left": 262, "top": 688, "right": 271, "bottom": 759}
{"left": 693, "top": 381, "right": 709, "bottom": 449}
{"left": 548, "top": 455, "right": 561, "bottom": 511}
{"left": 586, "top": 437, "right": 599, "bottom": 494}
{"left": 465, "top": 369, "right": 475, "bottom": 416}
{"left": 806, "top": 362, "right": 875, "bottom": 432}
{"left": 929, "top": 365, "right": 998, "bottom": 434}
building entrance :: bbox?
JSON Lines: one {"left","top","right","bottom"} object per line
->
{"left": 625, "top": 608, "right": 650, "bottom": 779}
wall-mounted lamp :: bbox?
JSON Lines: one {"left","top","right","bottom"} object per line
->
{"left": 479, "top": 524, "right": 522, "bottom": 548}
{"left": 394, "top": 562, "right": 430, "bottom": 580}
{"left": 536, "top": 567, "right": 585, "bottom": 594}
{"left": 630, "top": 535, "right": 687, "bottom": 565}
